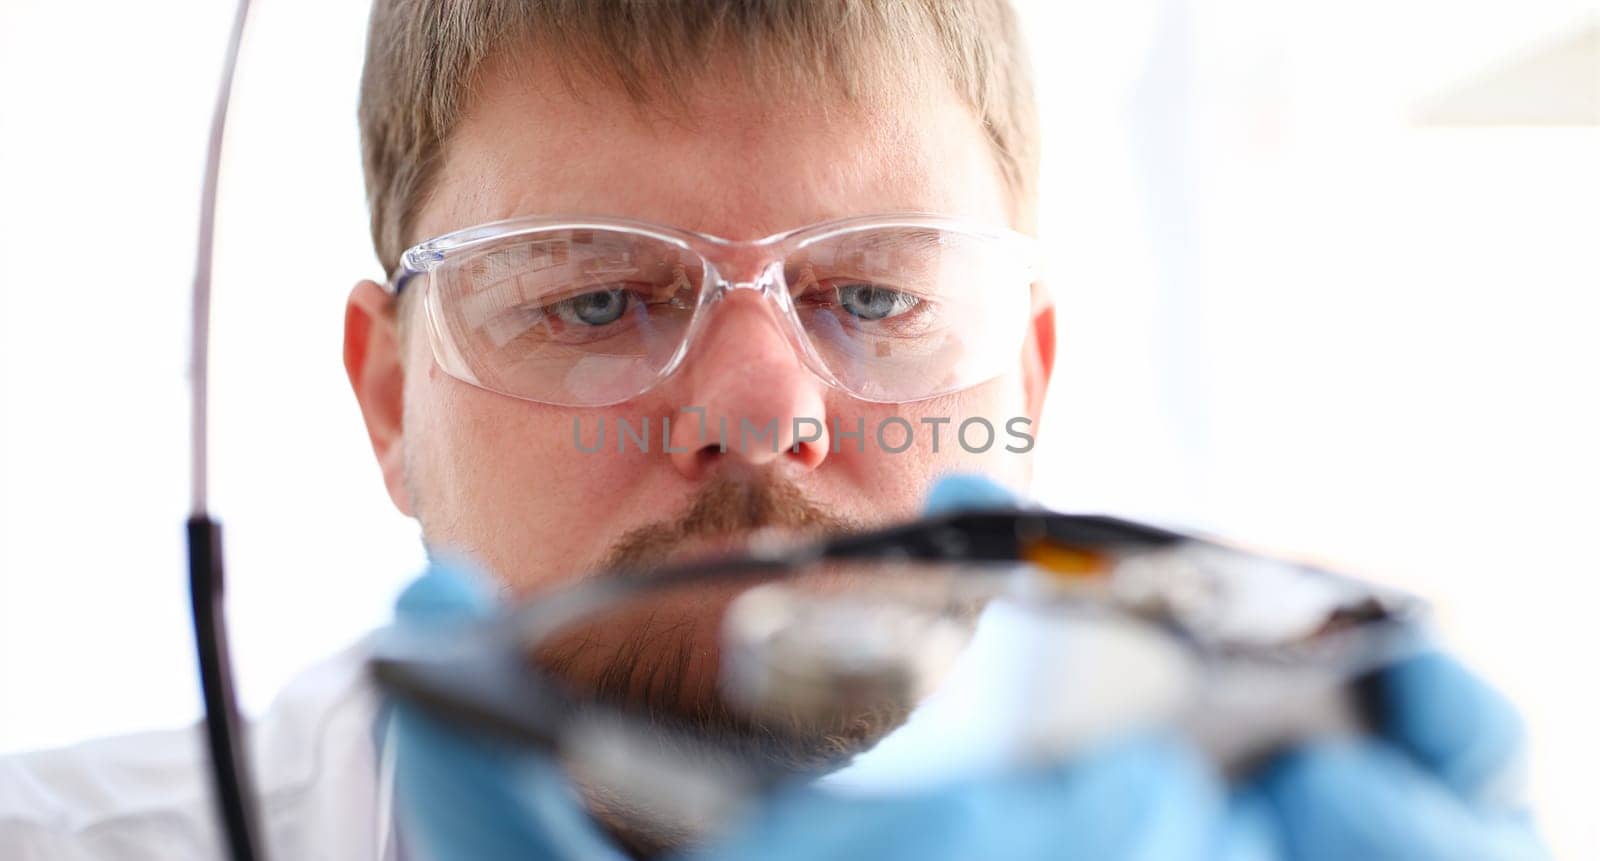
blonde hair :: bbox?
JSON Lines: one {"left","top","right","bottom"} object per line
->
{"left": 358, "top": 0, "right": 1039, "bottom": 274}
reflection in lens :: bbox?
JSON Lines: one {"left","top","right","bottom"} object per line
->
{"left": 520, "top": 560, "right": 986, "bottom": 775}
{"left": 428, "top": 228, "right": 702, "bottom": 404}
{"left": 720, "top": 580, "right": 974, "bottom": 732}
{"left": 786, "top": 227, "right": 1032, "bottom": 401}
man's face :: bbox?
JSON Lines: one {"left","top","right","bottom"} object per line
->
{"left": 347, "top": 55, "right": 1055, "bottom": 597}
{"left": 346, "top": 55, "right": 1055, "bottom": 843}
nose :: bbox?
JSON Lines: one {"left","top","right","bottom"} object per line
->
{"left": 665, "top": 288, "right": 831, "bottom": 479}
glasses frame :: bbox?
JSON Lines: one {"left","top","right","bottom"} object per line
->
{"left": 384, "top": 212, "right": 1043, "bottom": 407}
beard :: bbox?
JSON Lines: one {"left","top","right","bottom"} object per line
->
{"left": 536, "top": 471, "right": 918, "bottom": 765}
{"left": 408, "top": 460, "right": 937, "bottom": 854}
{"left": 519, "top": 471, "right": 929, "bottom": 855}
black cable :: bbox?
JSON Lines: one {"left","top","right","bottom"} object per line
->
{"left": 189, "top": 518, "right": 263, "bottom": 860}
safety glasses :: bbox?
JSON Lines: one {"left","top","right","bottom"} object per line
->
{"left": 387, "top": 214, "right": 1041, "bottom": 406}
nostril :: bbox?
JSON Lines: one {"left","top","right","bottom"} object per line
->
{"left": 787, "top": 416, "right": 830, "bottom": 469}
{"left": 666, "top": 411, "right": 832, "bottom": 480}
{"left": 787, "top": 433, "right": 829, "bottom": 471}
{"left": 688, "top": 441, "right": 724, "bottom": 475}
{"left": 693, "top": 433, "right": 829, "bottom": 467}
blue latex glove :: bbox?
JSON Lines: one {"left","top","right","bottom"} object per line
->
{"left": 384, "top": 561, "right": 626, "bottom": 861}
{"left": 1248, "top": 651, "right": 1544, "bottom": 860}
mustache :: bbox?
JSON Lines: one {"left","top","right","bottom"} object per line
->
{"left": 599, "top": 472, "right": 858, "bottom": 571}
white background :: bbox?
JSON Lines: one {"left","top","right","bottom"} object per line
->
{"left": 2, "top": 0, "right": 1596, "bottom": 856}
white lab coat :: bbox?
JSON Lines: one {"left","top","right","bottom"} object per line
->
{"left": 0, "top": 639, "right": 396, "bottom": 859}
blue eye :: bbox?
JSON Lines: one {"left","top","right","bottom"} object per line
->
{"left": 559, "top": 289, "right": 630, "bottom": 326}
{"left": 838, "top": 283, "right": 918, "bottom": 321}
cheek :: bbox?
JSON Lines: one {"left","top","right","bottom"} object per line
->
{"left": 828, "top": 377, "right": 1034, "bottom": 514}
{"left": 401, "top": 363, "right": 646, "bottom": 583}
{"left": 402, "top": 320, "right": 610, "bottom": 510}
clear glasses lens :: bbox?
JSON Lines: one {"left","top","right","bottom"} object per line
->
{"left": 425, "top": 229, "right": 704, "bottom": 405}
{"left": 422, "top": 224, "right": 1033, "bottom": 405}
{"left": 787, "top": 227, "right": 1033, "bottom": 402}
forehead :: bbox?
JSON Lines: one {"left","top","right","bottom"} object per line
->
{"left": 415, "top": 52, "right": 1011, "bottom": 245}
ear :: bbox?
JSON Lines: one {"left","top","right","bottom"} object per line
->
{"left": 1021, "top": 281, "right": 1057, "bottom": 423}
{"left": 344, "top": 280, "right": 415, "bottom": 516}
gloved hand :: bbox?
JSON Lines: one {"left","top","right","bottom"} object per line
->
{"left": 1247, "top": 651, "right": 1543, "bottom": 860}
{"left": 383, "top": 561, "right": 626, "bottom": 861}
{"left": 688, "top": 474, "right": 1548, "bottom": 861}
